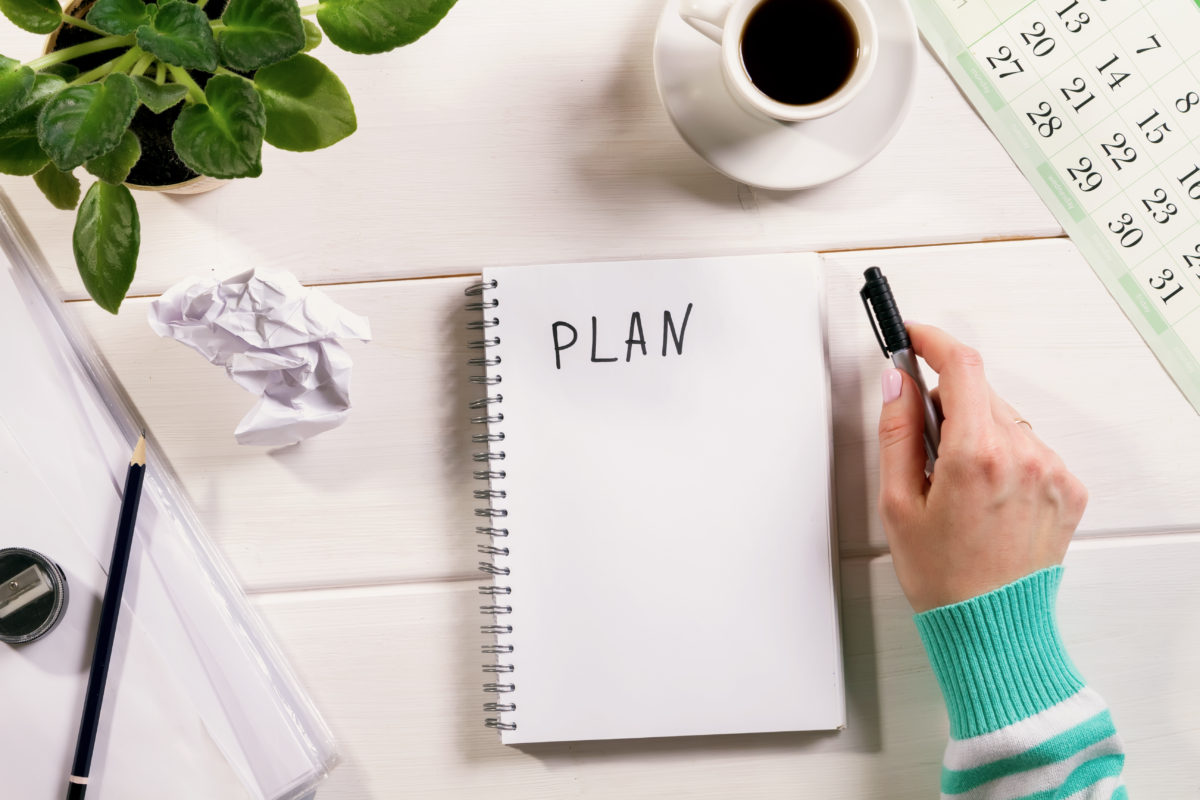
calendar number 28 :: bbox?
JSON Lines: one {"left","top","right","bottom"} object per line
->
{"left": 1026, "top": 103, "right": 1062, "bottom": 138}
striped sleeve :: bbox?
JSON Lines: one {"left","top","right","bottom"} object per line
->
{"left": 914, "top": 567, "right": 1127, "bottom": 799}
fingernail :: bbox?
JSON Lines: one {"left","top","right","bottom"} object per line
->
{"left": 882, "top": 369, "right": 902, "bottom": 403}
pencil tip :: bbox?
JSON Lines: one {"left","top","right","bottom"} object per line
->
{"left": 131, "top": 435, "right": 146, "bottom": 467}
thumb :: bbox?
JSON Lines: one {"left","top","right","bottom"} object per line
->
{"left": 877, "top": 368, "right": 928, "bottom": 509}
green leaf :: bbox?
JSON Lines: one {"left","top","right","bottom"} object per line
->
{"left": 86, "top": 0, "right": 156, "bottom": 35}
{"left": 37, "top": 73, "right": 138, "bottom": 171}
{"left": 74, "top": 181, "right": 139, "bottom": 314}
{"left": 132, "top": 75, "right": 187, "bottom": 113}
{"left": 317, "top": 0, "right": 457, "bottom": 54}
{"left": 0, "top": 63, "right": 34, "bottom": 125}
{"left": 217, "top": 0, "right": 305, "bottom": 72}
{"left": 254, "top": 54, "right": 355, "bottom": 152}
{"left": 0, "top": 0, "right": 62, "bottom": 34}
{"left": 136, "top": 1, "right": 218, "bottom": 71}
{"left": 172, "top": 75, "right": 265, "bottom": 179}
{"left": 33, "top": 162, "right": 80, "bottom": 209}
{"left": 85, "top": 129, "right": 140, "bottom": 184}
{"left": 0, "top": 73, "right": 64, "bottom": 175}
{"left": 39, "top": 63, "right": 79, "bottom": 81}
{"left": 301, "top": 19, "right": 322, "bottom": 53}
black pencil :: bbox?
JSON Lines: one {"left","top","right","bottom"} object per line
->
{"left": 67, "top": 434, "right": 147, "bottom": 800}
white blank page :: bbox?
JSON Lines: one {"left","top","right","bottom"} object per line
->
{"left": 481, "top": 254, "right": 844, "bottom": 743}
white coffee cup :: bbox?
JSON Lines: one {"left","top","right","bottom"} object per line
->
{"left": 680, "top": 0, "right": 878, "bottom": 122}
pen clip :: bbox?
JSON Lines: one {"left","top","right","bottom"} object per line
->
{"left": 859, "top": 284, "right": 890, "bottom": 358}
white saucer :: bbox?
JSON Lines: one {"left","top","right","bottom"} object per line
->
{"left": 652, "top": 0, "right": 919, "bottom": 190}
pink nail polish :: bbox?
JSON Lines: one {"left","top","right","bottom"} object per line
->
{"left": 882, "top": 369, "right": 902, "bottom": 403}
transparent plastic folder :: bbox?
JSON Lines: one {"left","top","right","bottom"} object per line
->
{"left": 911, "top": 0, "right": 1200, "bottom": 411}
{"left": 0, "top": 188, "right": 338, "bottom": 800}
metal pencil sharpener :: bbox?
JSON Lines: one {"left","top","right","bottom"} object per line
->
{"left": 0, "top": 548, "right": 69, "bottom": 645}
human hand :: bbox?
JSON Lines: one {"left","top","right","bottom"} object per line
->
{"left": 876, "top": 324, "right": 1088, "bottom": 613}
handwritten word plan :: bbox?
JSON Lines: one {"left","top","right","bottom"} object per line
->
{"left": 911, "top": 0, "right": 1200, "bottom": 410}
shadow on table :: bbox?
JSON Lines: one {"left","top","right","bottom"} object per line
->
{"left": 565, "top": 2, "right": 812, "bottom": 217}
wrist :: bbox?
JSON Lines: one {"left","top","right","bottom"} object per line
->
{"left": 914, "top": 566, "right": 1085, "bottom": 739}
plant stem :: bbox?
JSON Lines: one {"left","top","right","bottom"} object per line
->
{"left": 131, "top": 53, "right": 155, "bottom": 78}
{"left": 69, "top": 55, "right": 119, "bottom": 85}
{"left": 214, "top": 66, "right": 238, "bottom": 77}
{"left": 168, "top": 65, "right": 205, "bottom": 104}
{"left": 196, "top": 0, "right": 210, "bottom": 8}
{"left": 25, "top": 34, "right": 134, "bottom": 72}
{"left": 59, "top": 12, "right": 107, "bottom": 36}
{"left": 298, "top": 3, "right": 323, "bottom": 16}
{"left": 69, "top": 46, "right": 142, "bottom": 86}
{"left": 156, "top": 60, "right": 166, "bottom": 85}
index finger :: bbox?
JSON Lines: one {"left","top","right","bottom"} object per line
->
{"left": 905, "top": 323, "right": 992, "bottom": 437}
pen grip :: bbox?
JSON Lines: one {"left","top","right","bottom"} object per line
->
{"left": 891, "top": 349, "right": 941, "bottom": 461}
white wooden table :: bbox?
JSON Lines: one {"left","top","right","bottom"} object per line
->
{"left": 5, "top": 1, "right": 1200, "bottom": 797}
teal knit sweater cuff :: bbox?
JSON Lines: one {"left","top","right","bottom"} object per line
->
{"left": 914, "top": 566, "right": 1086, "bottom": 740}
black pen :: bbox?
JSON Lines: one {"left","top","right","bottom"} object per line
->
{"left": 860, "top": 268, "right": 942, "bottom": 464}
{"left": 67, "top": 434, "right": 147, "bottom": 800}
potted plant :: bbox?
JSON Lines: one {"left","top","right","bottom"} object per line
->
{"left": 0, "top": 0, "right": 456, "bottom": 312}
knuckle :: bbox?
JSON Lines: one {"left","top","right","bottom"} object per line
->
{"left": 969, "top": 439, "right": 1008, "bottom": 481}
{"left": 1066, "top": 475, "right": 1089, "bottom": 515}
{"left": 878, "top": 487, "right": 911, "bottom": 523}
{"left": 877, "top": 413, "right": 911, "bottom": 450}
{"left": 1019, "top": 450, "right": 1048, "bottom": 483}
{"left": 1048, "top": 458, "right": 1088, "bottom": 517}
{"left": 953, "top": 344, "right": 984, "bottom": 371}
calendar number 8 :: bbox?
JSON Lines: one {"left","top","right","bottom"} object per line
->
{"left": 1178, "top": 92, "right": 1200, "bottom": 113}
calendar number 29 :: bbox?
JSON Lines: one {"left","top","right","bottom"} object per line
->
{"left": 1066, "top": 157, "right": 1102, "bottom": 192}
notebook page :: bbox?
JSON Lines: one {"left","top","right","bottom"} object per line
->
{"left": 482, "top": 254, "right": 844, "bottom": 743}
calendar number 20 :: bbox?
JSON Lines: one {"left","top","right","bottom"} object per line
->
{"left": 1019, "top": 22, "right": 1055, "bottom": 56}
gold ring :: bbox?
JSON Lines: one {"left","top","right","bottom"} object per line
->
{"left": 1014, "top": 418, "right": 1033, "bottom": 431}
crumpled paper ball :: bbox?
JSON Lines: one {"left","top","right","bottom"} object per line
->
{"left": 148, "top": 268, "right": 371, "bottom": 446}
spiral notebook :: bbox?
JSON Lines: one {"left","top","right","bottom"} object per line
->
{"left": 467, "top": 254, "right": 845, "bottom": 744}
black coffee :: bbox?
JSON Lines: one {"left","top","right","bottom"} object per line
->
{"left": 740, "top": 0, "right": 859, "bottom": 106}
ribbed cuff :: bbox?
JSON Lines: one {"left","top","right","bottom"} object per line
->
{"left": 914, "top": 566, "right": 1085, "bottom": 740}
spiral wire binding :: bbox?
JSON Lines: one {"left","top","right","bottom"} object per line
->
{"left": 467, "top": 279, "right": 517, "bottom": 733}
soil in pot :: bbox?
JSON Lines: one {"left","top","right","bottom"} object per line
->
{"left": 52, "top": 0, "right": 230, "bottom": 187}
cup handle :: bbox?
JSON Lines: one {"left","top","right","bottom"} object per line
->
{"left": 679, "top": 0, "right": 732, "bottom": 44}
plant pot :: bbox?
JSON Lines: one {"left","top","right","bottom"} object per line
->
{"left": 49, "top": 0, "right": 228, "bottom": 197}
